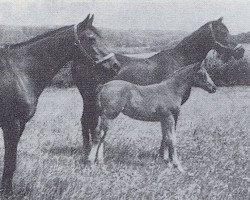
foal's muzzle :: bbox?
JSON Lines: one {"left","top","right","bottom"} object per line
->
{"left": 207, "top": 84, "right": 217, "bottom": 93}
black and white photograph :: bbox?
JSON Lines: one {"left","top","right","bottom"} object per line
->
{"left": 0, "top": 0, "right": 249, "bottom": 199}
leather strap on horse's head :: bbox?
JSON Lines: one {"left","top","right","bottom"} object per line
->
{"left": 73, "top": 23, "right": 116, "bottom": 66}
{"left": 209, "top": 23, "right": 241, "bottom": 51}
{"left": 73, "top": 24, "right": 96, "bottom": 65}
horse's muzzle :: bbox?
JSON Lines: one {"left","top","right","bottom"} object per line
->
{"left": 112, "top": 62, "right": 121, "bottom": 74}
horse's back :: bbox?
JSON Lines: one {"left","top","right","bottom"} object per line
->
{"left": 115, "top": 58, "right": 160, "bottom": 85}
{"left": 115, "top": 50, "right": 182, "bottom": 85}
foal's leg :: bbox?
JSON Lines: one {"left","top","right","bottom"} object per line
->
{"left": 160, "top": 115, "right": 184, "bottom": 173}
{"left": 94, "top": 115, "right": 109, "bottom": 164}
{"left": 89, "top": 114, "right": 109, "bottom": 163}
{"left": 0, "top": 119, "right": 24, "bottom": 195}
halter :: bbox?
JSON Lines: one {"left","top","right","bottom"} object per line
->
{"left": 209, "top": 23, "right": 238, "bottom": 51}
{"left": 73, "top": 24, "right": 115, "bottom": 66}
{"left": 209, "top": 23, "right": 242, "bottom": 52}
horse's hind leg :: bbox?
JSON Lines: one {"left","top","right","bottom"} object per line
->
{"left": 0, "top": 119, "right": 24, "bottom": 196}
{"left": 160, "top": 115, "right": 184, "bottom": 173}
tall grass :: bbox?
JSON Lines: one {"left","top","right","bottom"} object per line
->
{"left": 0, "top": 87, "right": 248, "bottom": 199}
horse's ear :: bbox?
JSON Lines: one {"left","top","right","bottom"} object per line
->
{"left": 77, "top": 14, "right": 91, "bottom": 31}
{"left": 88, "top": 14, "right": 94, "bottom": 26}
{"left": 217, "top": 17, "right": 223, "bottom": 23}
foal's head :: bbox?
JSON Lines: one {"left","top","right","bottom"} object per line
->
{"left": 192, "top": 62, "right": 217, "bottom": 93}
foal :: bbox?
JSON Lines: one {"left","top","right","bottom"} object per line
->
{"left": 92, "top": 62, "right": 216, "bottom": 172}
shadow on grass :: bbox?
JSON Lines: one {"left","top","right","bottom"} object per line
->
{"left": 42, "top": 143, "right": 165, "bottom": 167}
{"left": 42, "top": 146, "right": 84, "bottom": 156}
{"left": 105, "top": 144, "right": 161, "bottom": 167}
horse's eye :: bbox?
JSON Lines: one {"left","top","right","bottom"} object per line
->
{"left": 221, "top": 31, "right": 228, "bottom": 38}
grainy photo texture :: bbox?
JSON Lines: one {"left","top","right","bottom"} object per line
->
{"left": 0, "top": 0, "right": 249, "bottom": 199}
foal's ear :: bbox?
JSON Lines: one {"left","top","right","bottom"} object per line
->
{"left": 217, "top": 17, "right": 223, "bottom": 23}
{"left": 193, "top": 62, "right": 202, "bottom": 72}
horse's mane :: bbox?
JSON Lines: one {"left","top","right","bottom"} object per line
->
{"left": 152, "top": 21, "right": 212, "bottom": 59}
{"left": 7, "top": 24, "right": 101, "bottom": 49}
{"left": 8, "top": 25, "right": 73, "bottom": 49}
{"left": 174, "top": 22, "right": 211, "bottom": 51}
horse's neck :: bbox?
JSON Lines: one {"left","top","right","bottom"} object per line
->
{"left": 21, "top": 31, "right": 74, "bottom": 89}
{"left": 171, "top": 30, "right": 213, "bottom": 65}
{"left": 29, "top": 33, "right": 74, "bottom": 68}
{"left": 115, "top": 53, "right": 138, "bottom": 66}
{"left": 149, "top": 49, "right": 184, "bottom": 81}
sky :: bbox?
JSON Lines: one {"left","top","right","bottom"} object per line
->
{"left": 0, "top": 0, "right": 249, "bottom": 34}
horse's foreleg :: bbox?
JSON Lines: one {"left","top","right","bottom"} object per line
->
{"left": 0, "top": 120, "right": 24, "bottom": 195}
{"left": 79, "top": 87, "right": 98, "bottom": 163}
{"left": 160, "top": 115, "right": 184, "bottom": 173}
{"left": 81, "top": 112, "right": 91, "bottom": 162}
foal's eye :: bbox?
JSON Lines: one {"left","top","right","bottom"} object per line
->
{"left": 198, "top": 73, "right": 206, "bottom": 80}
{"left": 88, "top": 35, "right": 96, "bottom": 42}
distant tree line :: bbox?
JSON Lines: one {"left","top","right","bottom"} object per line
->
{"left": 0, "top": 25, "right": 249, "bottom": 87}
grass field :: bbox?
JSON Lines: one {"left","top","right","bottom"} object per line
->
{"left": 0, "top": 86, "right": 249, "bottom": 200}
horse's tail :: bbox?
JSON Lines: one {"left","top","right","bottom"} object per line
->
{"left": 96, "top": 84, "right": 104, "bottom": 94}
{"left": 96, "top": 84, "right": 105, "bottom": 115}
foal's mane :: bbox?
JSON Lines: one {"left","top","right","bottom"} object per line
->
{"left": 8, "top": 25, "right": 73, "bottom": 49}
{"left": 164, "top": 63, "right": 200, "bottom": 81}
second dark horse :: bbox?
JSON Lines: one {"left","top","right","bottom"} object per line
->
{"left": 72, "top": 17, "right": 245, "bottom": 163}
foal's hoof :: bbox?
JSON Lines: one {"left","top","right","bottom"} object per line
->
{"left": 80, "top": 158, "right": 91, "bottom": 166}
{"left": 155, "top": 157, "right": 170, "bottom": 167}
{"left": 173, "top": 163, "right": 185, "bottom": 174}
{"left": 94, "top": 157, "right": 105, "bottom": 165}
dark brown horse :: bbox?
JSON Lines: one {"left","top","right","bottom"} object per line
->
{"left": 94, "top": 62, "right": 216, "bottom": 172}
{"left": 0, "top": 15, "right": 119, "bottom": 195}
{"left": 72, "top": 17, "right": 244, "bottom": 163}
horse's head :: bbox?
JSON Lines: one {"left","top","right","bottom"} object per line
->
{"left": 73, "top": 14, "right": 121, "bottom": 75}
{"left": 208, "top": 17, "right": 245, "bottom": 62}
{"left": 192, "top": 61, "right": 216, "bottom": 93}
